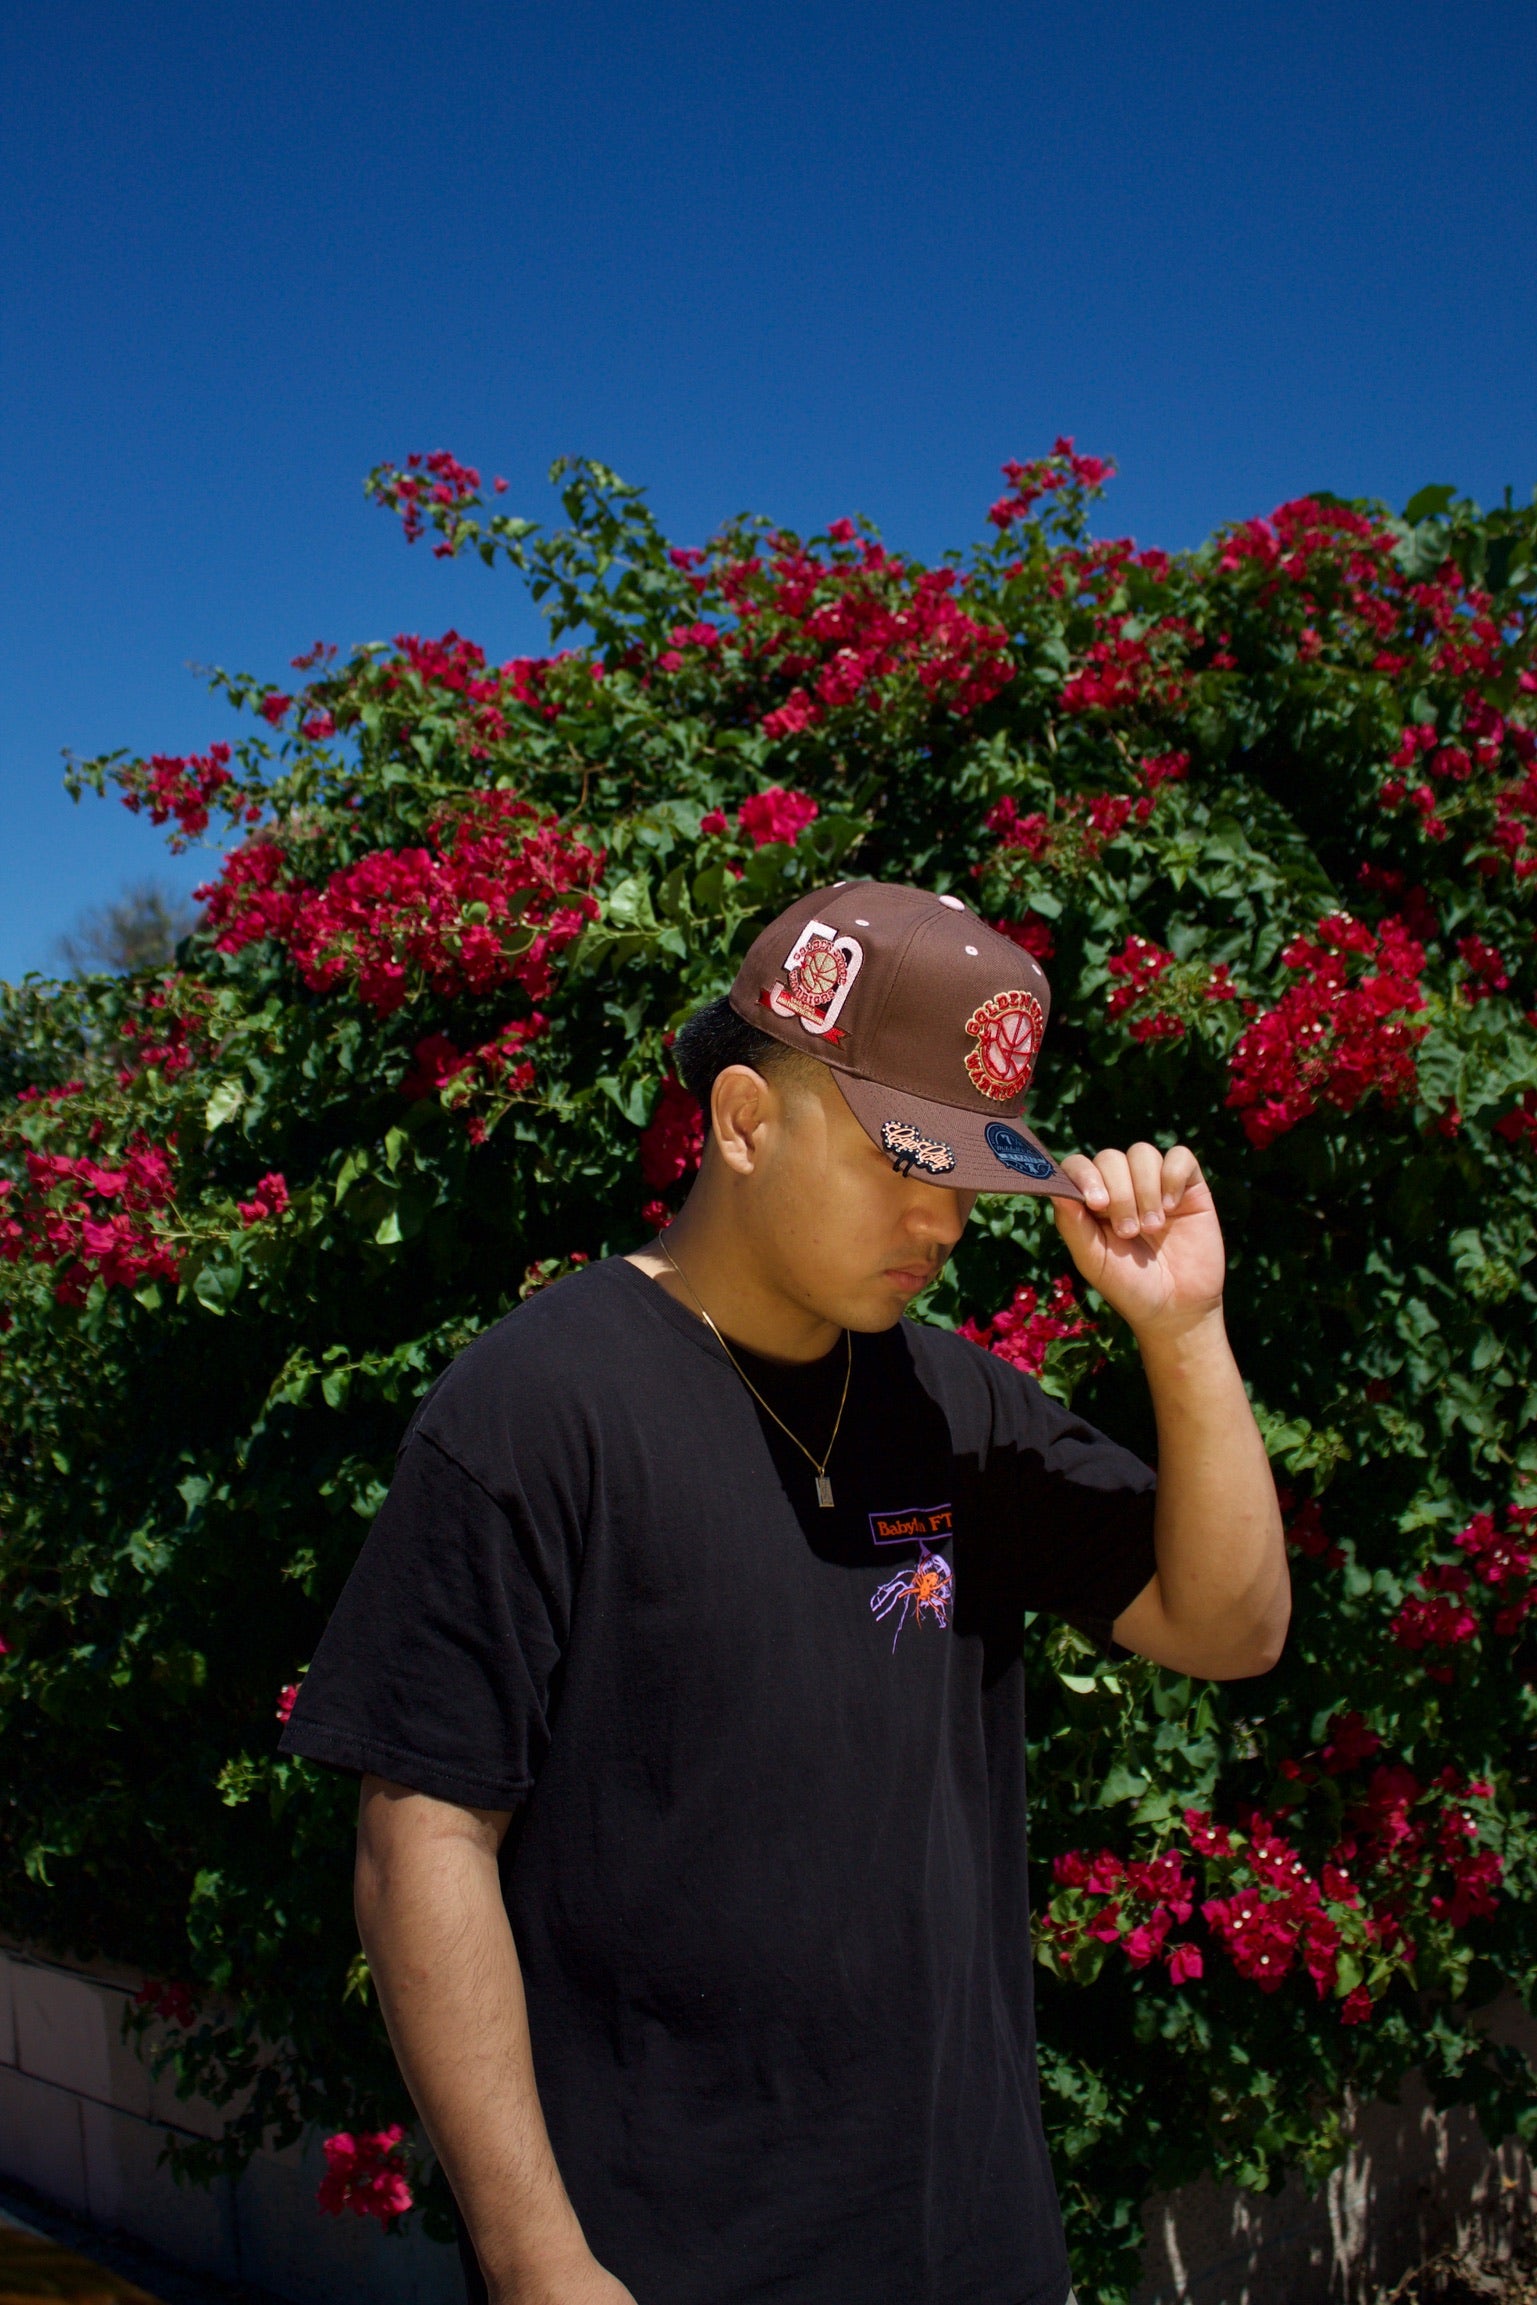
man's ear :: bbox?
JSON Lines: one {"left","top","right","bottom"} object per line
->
{"left": 709, "top": 1063, "right": 776, "bottom": 1177}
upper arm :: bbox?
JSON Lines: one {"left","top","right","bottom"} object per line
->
{"left": 355, "top": 1775, "right": 514, "bottom": 1909}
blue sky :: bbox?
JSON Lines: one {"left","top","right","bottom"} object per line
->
{"left": 3, "top": 0, "right": 1534, "bottom": 982}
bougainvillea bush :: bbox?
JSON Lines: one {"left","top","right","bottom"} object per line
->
{"left": 2, "top": 442, "right": 1536, "bottom": 2295}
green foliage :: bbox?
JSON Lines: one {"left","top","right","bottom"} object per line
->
{"left": 3, "top": 445, "right": 1536, "bottom": 2291}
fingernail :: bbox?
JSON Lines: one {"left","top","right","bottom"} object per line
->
{"left": 1116, "top": 1218, "right": 1139, "bottom": 1238}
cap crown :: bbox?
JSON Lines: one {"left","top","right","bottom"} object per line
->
{"left": 730, "top": 881, "right": 1052, "bottom": 1117}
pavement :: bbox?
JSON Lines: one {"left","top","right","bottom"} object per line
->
{"left": 0, "top": 2188, "right": 285, "bottom": 2305}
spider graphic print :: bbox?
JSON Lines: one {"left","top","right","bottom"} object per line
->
{"left": 870, "top": 1543, "right": 954, "bottom": 1651}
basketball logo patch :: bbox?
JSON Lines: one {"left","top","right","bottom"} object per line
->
{"left": 964, "top": 988, "right": 1044, "bottom": 1102}
{"left": 761, "top": 918, "right": 864, "bottom": 1041}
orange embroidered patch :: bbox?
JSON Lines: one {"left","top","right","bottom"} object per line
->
{"left": 964, "top": 987, "right": 1044, "bottom": 1101}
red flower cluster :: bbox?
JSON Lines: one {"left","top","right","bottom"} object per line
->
{"left": 1105, "top": 937, "right": 1178, "bottom": 1041}
{"left": 958, "top": 1276, "right": 1095, "bottom": 1378}
{"left": 992, "top": 913, "right": 1055, "bottom": 962}
{"left": 1283, "top": 1492, "right": 1344, "bottom": 1572}
{"left": 1139, "top": 749, "right": 1190, "bottom": 795}
{"left": 700, "top": 534, "right": 1015, "bottom": 735}
{"left": 1384, "top": 1512, "right": 1537, "bottom": 1663}
{"left": 1454, "top": 1505, "right": 1537, "bottom": 1636}
{"left": 380, "top": 631, "right": 572, "bottom": 750}
{"left": 115, "top": 984, "right": 213, "bottom": 1086}
{"left": 1456, "top": 933, "right": 1510, "bottom": 1000}
{"left": 113, "top": 744, "right": 259, "bottom": 853}
{"left": 1490, "top": 759, "right": 1537, "bottom": 879}
{"left": 1226, "top": 913, "right": 1428, "bottom": 1147}
{"left": 1495, "top": 1090, "right": 1537, "bottom": 1151}
{"left": 197, "top": 795, "right": 603, "bottom": 1017}
{"left": 639, "top": 1078, "right": 705, "bottom": 1192}
{"left": 1, "top": 1141, "right": 179, "bottom": 1306}
{"left": 398, "top": 1015, "right": 547, "bottom": 1124}
{"left": 1198, "top": 1812, "right": 1348, "bottom": 1998}
{"left": 657, "top": 620, "right": 723, "bottom": 673}
{"left": 1390, "top": 1563, "right": 1479, "bottom": 1665}
{"left": 1060, "top": 630, "right": 1193, "bottom": 720}
{"left": 983, "top": 780, "right": 1185, "bottom": 879}
{"left": 988, "top": 439, "right": 1115, "bottom": 530}
{"left": 237, "top": 1173, "right": 289, "bottom": 1228}
{"left": 984, "top": 796, "right": 1050, "bottom": 859}
{"left": 1040, "top": 1845, "right": 1203, "bottom": 1983}
{"left": 1041, "top": 1738, "right": 1503, "bottom": 2029}
{"left": 1318, "top": 1709, "right": 1383, "bottom": 1775}
{"left": 1103, "top": 936, "right": 1237, "bottom": 1043}
{"left": 134, "top": 1979, "right": 198, "bottom": 2028}
{"left": 316, "top": 2124, "right": 413, "bottom": 2223}
{"left": 382, "top": 450, "right": 483, "bottom": 555}
{"left": 275, "top": 1683, "right": 299, "bottom": 1724}
{"left": 1213, "top": 498, "right": 1399, "bottom": 584}
{"left": 737, "top": 787, "right": 819, "bottom": 848}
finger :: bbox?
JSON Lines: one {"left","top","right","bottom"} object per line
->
{"left": 1051, "top": 1191, "right": 1110, "bottom": 1282}
{"left": 1126, "top": 1141, "right": 1168, "bottom": 1234}
{"left": 1057, "top": 1151, "right": 1110, "bottom": 1214}
{"left": 1090, "top": 1147, "right": 1139, "bottom": 1238}
{"left": 1159, "top": 1143, "right": 1204, "bottom": 1209}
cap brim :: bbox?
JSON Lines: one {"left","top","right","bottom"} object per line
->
{"left": 832, "top": 1073, "right": 1083, "bottom": 1200}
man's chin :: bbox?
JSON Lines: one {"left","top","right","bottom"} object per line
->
{"left": 839, "top": 1283, "right": 928, "bottom": 1333}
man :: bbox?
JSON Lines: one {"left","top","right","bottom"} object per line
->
{"left": 281, "top": 879, "right": 1288, "bottom": 2305}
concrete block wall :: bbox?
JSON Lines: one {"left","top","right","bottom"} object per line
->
{"left": 0, "top": 1942, "right": 461, "bottom": 2304}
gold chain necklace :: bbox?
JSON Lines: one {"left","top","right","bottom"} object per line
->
{"left": 657, "top": 1237, "right": 852, "bottom": 1507}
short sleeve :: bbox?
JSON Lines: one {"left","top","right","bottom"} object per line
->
{"left": 278, "top": 1432, "right": 566, "bottom": 1810}
{"left": 1004, "top": 1374, "right": 1158, "bottom": 1648}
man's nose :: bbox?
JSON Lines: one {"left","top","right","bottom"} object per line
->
{"left": 905, "top": 1184, "right": 971, "bottom": 1248}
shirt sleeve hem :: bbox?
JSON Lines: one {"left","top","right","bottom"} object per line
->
{"left": 277, "top": 1719, "right": 533, "bottom": 1811}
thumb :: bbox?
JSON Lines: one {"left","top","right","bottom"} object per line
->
{"left": 1051, "top": 1192, "right": 1102, "bottom": 1275}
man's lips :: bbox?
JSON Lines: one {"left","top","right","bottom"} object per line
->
{"left": 884, "top": 1263, "right": 939, "bottom": 1292}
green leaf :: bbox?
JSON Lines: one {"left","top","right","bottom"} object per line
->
{"left": 192, "top": 1261, "right": 242, "bottom": 1314}
{"left": 604, "top": 874, "right": 659, "bottom": 933}
{"left": 203, "top": 1080, "right": 244, "bottom": 1132}
{"left": 1402, "top": 484, "right": 1456, "bottom": 525}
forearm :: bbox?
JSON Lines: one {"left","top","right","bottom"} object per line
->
{"left": 1131, "top": 1308, "right": 1289, "bottom": 1676}
{"left": 354, "top": 1780, "right": 592, "bottom": 2300}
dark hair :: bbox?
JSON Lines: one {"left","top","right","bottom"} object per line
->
{"left": 673, "top": 996, "right": 799, "bottom": 1109}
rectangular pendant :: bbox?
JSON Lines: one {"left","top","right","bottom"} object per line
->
{"left": 815, "top": 1475, "right": 835, "bottom": 1509}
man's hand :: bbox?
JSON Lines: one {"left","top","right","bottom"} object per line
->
{"left": 1052, "top": 1142, "right": 1223, "bottom": 1339}
{"left": 490, "top": 2256, "right": 637, "bottom": 2305}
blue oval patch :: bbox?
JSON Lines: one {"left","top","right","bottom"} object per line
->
{"left": 984, "top": 1121, "right": 1054, "bottom": 1180}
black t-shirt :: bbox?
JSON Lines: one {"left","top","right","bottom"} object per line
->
{"left": 281, "top": 1255, "right": 1156, "bottom": 2305}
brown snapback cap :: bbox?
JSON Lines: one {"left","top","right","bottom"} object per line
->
{"left": 728, "top": 880, "right": 1082, "bottom": 1200}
